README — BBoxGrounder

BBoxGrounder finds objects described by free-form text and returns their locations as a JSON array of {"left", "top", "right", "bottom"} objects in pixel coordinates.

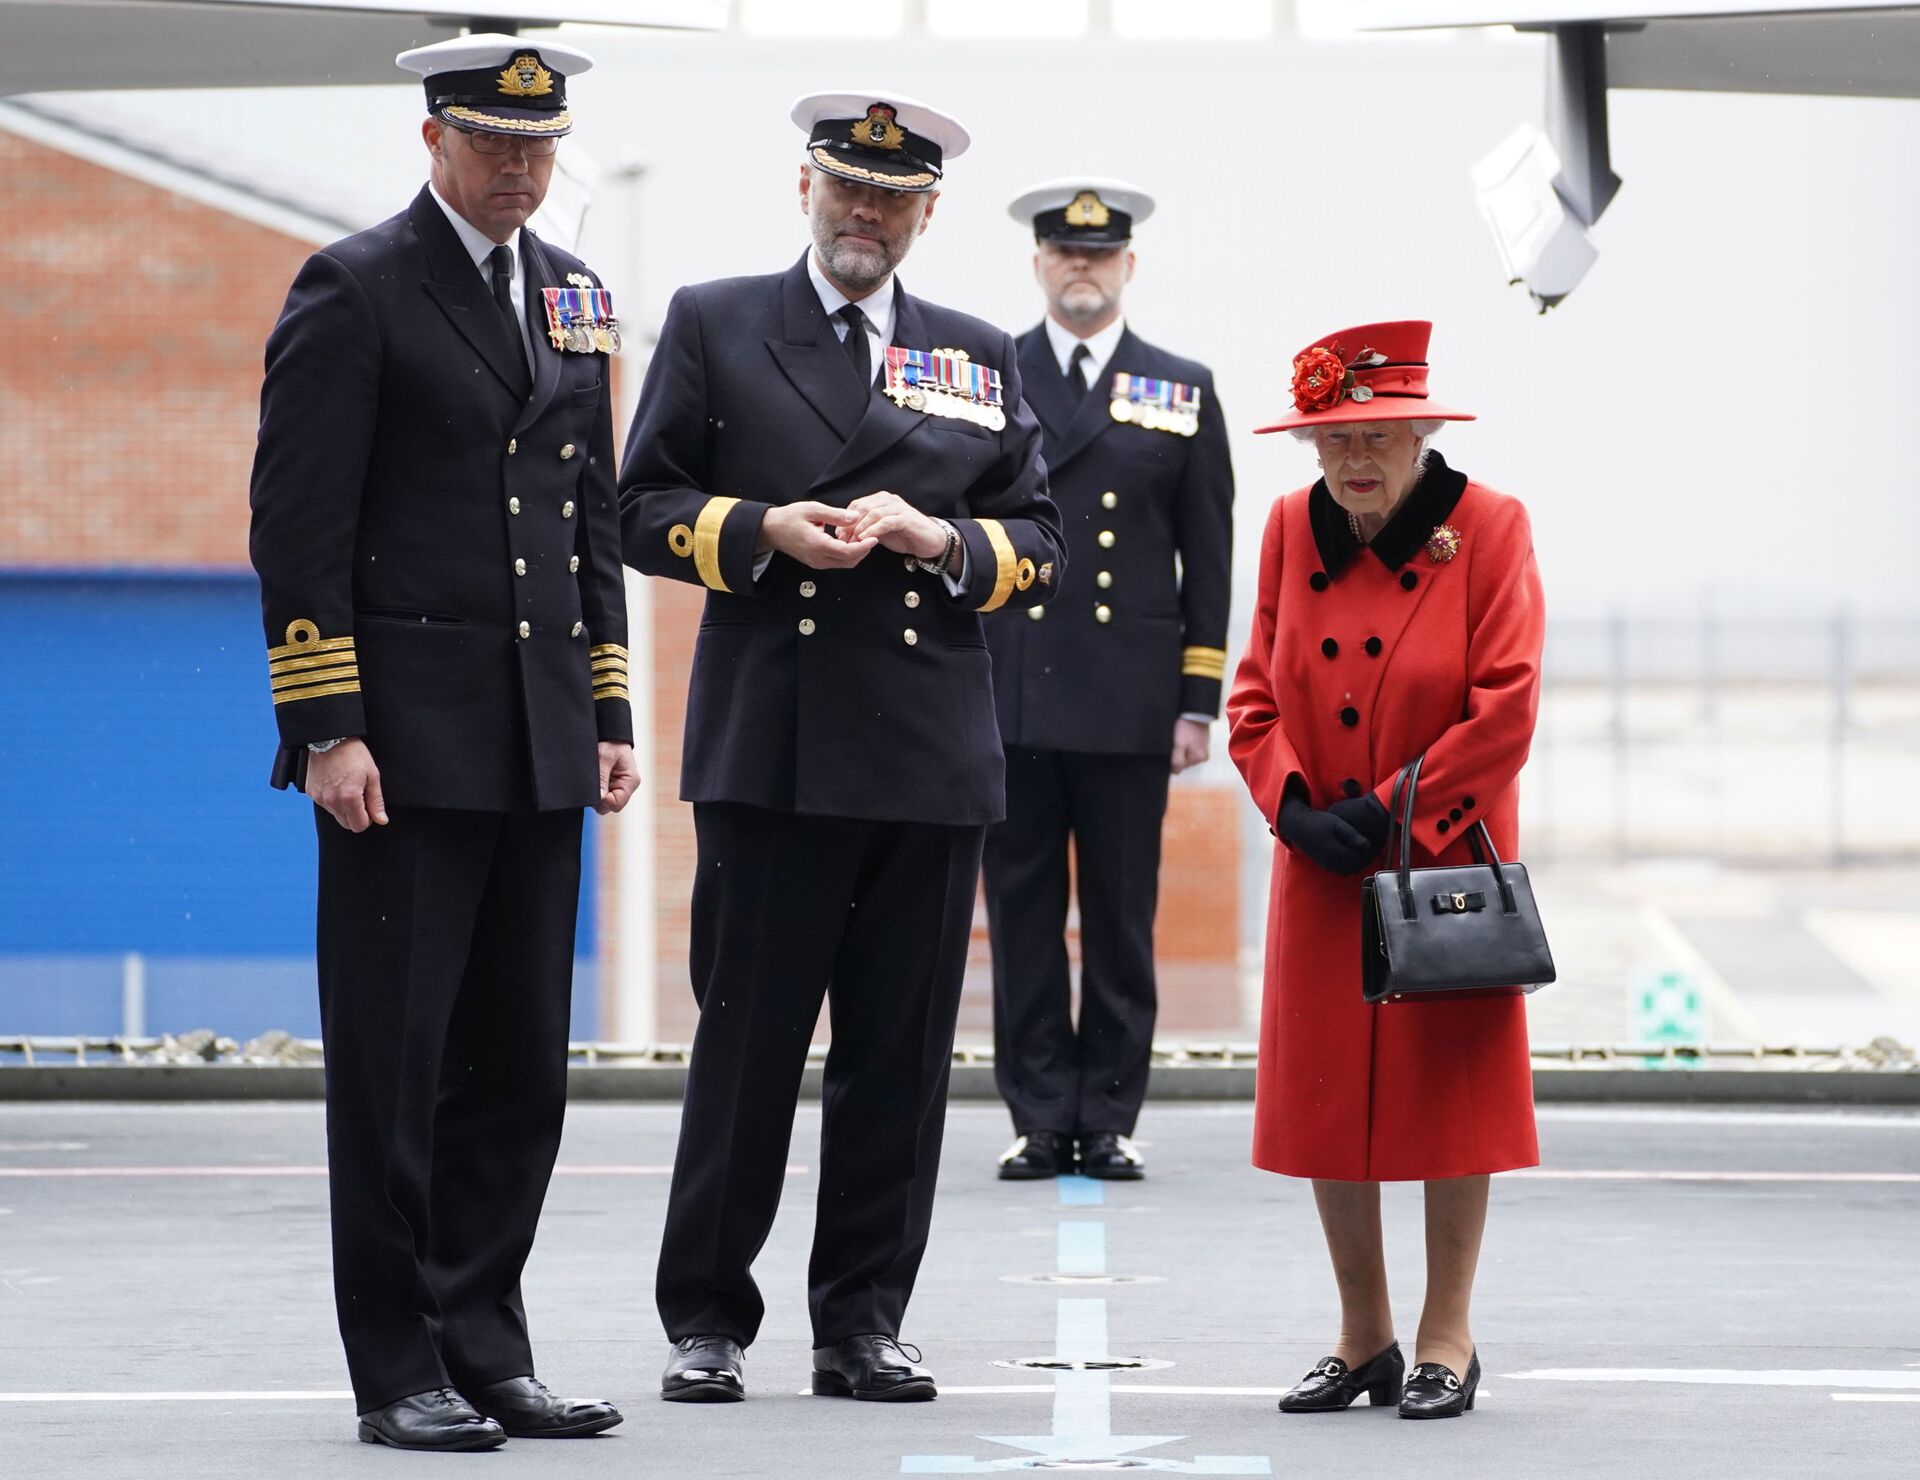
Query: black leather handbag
[{"left": 1360, "top": 754, "right": 1555, "bottom": 1005}]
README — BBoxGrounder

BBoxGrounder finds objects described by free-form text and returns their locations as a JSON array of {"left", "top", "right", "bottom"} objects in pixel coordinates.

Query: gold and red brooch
[
  {"left": 1425, "top": 524, "right": 1462, "bottom": 564},
  {"left": 1290, "top": 342, "right": 1388, "bottom": 414}
]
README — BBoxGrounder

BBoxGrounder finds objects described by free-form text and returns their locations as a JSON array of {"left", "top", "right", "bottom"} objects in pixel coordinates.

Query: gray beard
[
  {"left": 1054, "top": 287, "right": 1116, "bottom": 326},
  {"left": 814, "top": 226, "right": 902, "bottom": 294}
]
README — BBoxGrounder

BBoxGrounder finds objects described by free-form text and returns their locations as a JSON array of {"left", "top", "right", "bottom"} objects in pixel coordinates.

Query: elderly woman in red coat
[{"left": 1227, "top": 321, "right": 1543, "bottom": 1421}]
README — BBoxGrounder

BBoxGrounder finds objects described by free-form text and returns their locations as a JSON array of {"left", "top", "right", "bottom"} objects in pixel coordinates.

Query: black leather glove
[
  {"left": 1277, "top": 795, "right": 1378, "bottom": 875},
  {"left": 1328, "top": 794, "right": 1391, "bottom": 857}
]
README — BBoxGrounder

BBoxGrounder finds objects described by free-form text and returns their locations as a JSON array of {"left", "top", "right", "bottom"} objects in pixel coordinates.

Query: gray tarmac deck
[{"left": 2, "top": 1102, "right": 1916, "bottom": 1478}]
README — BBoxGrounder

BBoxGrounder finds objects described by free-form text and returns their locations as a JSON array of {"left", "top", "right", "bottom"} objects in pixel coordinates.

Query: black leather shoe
[
  {"left": 997, "top": 1130, "right": 1073, "bottom": 1180},
  {"left": 465, "top": 1375, "right": 622, "bottom": 1437},
  {"left": 1399, "top": 1351, "right": 1480, "bottom": 1419},
  {"left": 357, "top": 1388, "right": 506, "bottom": 1451},
  {"left": 811, "top": 1335, "right": 937, "bottom": 1401},
  {"left": 1078, "top": 1132, "right": 1145, "bottom": 1180},
  {"left": 662, "top": 1335, "right": 747, "bottom": 1402},
  {"left": 1278, "top": 1342, "right": 1404, "bottom": 1413}
]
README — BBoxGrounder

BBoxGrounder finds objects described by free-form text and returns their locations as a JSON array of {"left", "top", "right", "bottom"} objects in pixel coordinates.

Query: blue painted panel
[{"left": 0, "top": 573, "right": 598, "bottom": 1038}]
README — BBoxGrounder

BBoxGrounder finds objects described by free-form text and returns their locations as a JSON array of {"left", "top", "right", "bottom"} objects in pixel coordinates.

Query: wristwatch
[
  {"left": 910, "top": 519, "right": 960, "bottom": 578},
  {"left": 307, "top": 737, "right": 347, "bottom": 754}
]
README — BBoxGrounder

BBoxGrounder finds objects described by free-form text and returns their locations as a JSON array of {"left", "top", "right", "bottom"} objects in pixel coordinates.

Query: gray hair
[{"left": 1291, "top": 418, "right": 1446, "bottom": 472}]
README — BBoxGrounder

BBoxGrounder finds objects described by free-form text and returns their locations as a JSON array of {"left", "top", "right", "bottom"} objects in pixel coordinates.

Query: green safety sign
[{"left": 1631, "top": 969, "right": 1707, "bottom": 1068}]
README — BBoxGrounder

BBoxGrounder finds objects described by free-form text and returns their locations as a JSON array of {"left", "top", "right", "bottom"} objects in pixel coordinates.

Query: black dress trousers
[
  {"left": 982, "top": 748, "right": 1171, "bottom": 1138},
  {"left": 656, "top": 801, "right": 984, "bottom": 1347},
  {"left": 314, "top": 802, "right": 582, "bottom": 1413}
]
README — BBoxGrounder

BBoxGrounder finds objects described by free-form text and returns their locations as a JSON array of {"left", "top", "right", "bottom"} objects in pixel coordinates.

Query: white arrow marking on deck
[{"left": 902, "top": 1176, "right": 1270, "bottom": 1475}]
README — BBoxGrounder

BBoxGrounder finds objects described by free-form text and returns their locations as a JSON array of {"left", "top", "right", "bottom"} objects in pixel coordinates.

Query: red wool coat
[{"left": 1227, "top": 462, "right": 1544, "bottom": 1181}]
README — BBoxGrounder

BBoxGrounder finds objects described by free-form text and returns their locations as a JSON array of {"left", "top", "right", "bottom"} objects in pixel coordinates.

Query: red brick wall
[{"left": 0, "top": 133, "right": 311, "bottom": 566}]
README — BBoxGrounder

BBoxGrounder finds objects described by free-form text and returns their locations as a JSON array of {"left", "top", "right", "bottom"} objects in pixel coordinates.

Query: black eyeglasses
[{"left": 450, "top": 125, "right": 560, "bottom": 158}]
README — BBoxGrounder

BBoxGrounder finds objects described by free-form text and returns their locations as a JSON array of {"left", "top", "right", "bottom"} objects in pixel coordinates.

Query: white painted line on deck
[
  {"left": 1636, "top": 905, "right": 1769, "bottom": 1041},
  {"left": 1510, "top": 1170, "right": 1920, "bottom": 1184},
  {"left": 1508, "top": 1369, "right": 1920, "bottom": 1389},
  {"left": 0, "top": 1164, "right": 807, "bottom": 1179},
  {"left": 1832, "top": 1393, "right": 1920, "bottom": 1403},
  {"left": 0, "top": 1391, "right": 353, "bottom": 1403}
]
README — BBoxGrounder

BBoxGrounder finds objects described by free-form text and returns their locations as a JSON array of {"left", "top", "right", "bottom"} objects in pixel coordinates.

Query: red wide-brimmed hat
[{"left": 1254, "top": 320, "right": 1474, "bottom": 434}]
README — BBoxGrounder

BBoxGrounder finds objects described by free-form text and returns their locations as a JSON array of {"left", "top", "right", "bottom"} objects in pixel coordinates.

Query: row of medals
[
  {"left": 551, "top": 319, "right": 622, "bottom": 355},
  {"left": 1109, "top": 398, "right": 1200, "bottom": 437},
  {"left": 890, "top": 383, "right": 1008, "bottom": 432}
]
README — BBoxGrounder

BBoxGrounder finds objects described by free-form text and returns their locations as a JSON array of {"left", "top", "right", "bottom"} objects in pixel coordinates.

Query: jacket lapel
[
  {"left": 1046, "top": 324, "right": 1140, "bottom": 474},
  {"left": 410, "top": 187, "right": 530, "bottom": 400},
  {"left": 765, "top": 254, "right": 863, "bottom": 442},
  {"left": 514, "top": 230, "right": 565, "bottom": 434},
  {"left": 1017, "top": 324, "right": 1074, "bottom": 441},
  {"left": 808, "top": 285, "right": 935, "bottom": 491}
]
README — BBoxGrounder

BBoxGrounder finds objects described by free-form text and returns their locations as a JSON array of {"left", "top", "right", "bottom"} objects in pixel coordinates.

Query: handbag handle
[{"left": 1385, "top": 754, "right": 1517, "bottom": 920}]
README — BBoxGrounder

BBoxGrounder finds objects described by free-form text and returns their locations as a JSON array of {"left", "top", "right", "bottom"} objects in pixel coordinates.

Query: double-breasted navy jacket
[
  {"left": 248, "top": 186, "right": 632, "bottom": 811},
  {"left": 618, "top": 254, "right": 1065, "bottom": 826}
]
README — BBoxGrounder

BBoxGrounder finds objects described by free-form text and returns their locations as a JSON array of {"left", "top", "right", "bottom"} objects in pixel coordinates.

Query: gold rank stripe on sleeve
[
  {"left": 975, "top": 518, "right": 1019, "bottom": 612},
  {"left": 1181, "top": 645, "right": 1229, "bottom": 680},
  {"left": 590, "top": 642, "right": 630, "bottom": 701},
  {"left": 266, "top": 620, "right": 360, "bottom": 705},
  {"left": 691, "top": 496, "right": 740, "bottom": 593}
]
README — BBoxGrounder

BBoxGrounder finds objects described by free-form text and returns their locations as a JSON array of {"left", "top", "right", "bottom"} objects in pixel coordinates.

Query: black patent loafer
[
  {"left": 1078, "top": 1132, "right": 1145, "bottom": 1181},
  {"left": 1278, "top": 1342, "right": 1404, "bottom": 1413},
  {"left": 662, "top": 1335, "right": 747, "bottom": 1402},
  {"left": 357, "top": 1388, "right": 506, "bottom": 1450},
  {"left": 997, "top": 1130, "right": 1074, "bottom": 1180},
  {"left": 811, "top": 1335, "right": 937, "bottom": 1401},
  {"left": 1399, "top": 1351, "right": 1480, "bottom": 1419},
  {"left": 466, "top": 1375, "right": 622, "bottom": 1437}
]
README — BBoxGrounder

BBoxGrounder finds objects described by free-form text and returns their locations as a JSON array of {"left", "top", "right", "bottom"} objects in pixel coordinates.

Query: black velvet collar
[{"left": 1308, "top": 451, "right": 1469, "bottom": 576}]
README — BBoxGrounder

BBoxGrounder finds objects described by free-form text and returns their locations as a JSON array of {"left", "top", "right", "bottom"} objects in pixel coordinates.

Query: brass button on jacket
[
  {"left": 1094, "top": 605, "right": 1112, "bottom": 624},
  {"left": 1097, "top": 530, "right": 1116, "bottom": 549},
  {"left": 559, "top": 443, "right": 577, "bottom": 460},
  {"left": 517, "top": 620, "right": 531, "bottom": 639},
  {"left": 798, "top": 618, "right": 816, "bottom": 636},
  {"left": 561, "top": 501, "right": 575, "bottom": 519},
  {"left": 514, "top": 559, "right": 527, "bottom": 576},
  {"left": 508, "top": 497, "right": 521, "bottom": 515},
  {"left": 1101, "top": 491, "right": 1118, "bottom": 510}
]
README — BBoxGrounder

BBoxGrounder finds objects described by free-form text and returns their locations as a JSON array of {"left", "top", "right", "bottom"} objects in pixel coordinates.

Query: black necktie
[
  {"left": 838, "top": 303, "right": 872, "bottom": 390},
  {"left": 488, "top": 244, "right": 522, "bottom": 348},
  {"left": 1066, "top": 342, "right": 1092, "bottom": 402}
]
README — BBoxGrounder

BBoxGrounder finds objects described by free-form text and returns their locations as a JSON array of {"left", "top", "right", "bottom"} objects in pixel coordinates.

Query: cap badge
[
  {"left": 1425, "top": 524, "right": 1463, "bottom": 564},
  {"left": 853, "top": 103, "right": 906, "bottom": 151},
  {"left": 497, "top": 54, "right": 555, "bottom": 99},
  {"left": 1064, "top": 191, "right": 1111, "bottom": 229}
]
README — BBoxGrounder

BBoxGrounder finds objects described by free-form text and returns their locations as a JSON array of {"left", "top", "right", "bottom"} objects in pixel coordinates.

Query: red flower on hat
[
  {"left": 1290, "top": 343, "right": 1387, "bottom": 414},
  {"left": 1291, "top": 346, "right": 1348, "bottom": 414}
]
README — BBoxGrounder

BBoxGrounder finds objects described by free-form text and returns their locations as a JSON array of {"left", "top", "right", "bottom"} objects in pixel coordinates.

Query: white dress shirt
[
  {"left": 429, "top": 182, "right": 536, "bottom": 373},
  {"left": 1044, "top": 314, "right": 1126, "bottom": 394},
  {"left": 809, "top": 251, "right": 896, "bottom": 373}
]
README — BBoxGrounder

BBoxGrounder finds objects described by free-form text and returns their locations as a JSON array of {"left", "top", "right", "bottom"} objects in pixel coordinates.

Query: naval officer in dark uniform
[
  {"left": 248, "top": 34, "right": 631, "bottom": 1451},
  {"left": 620, "top": 91, "right": 1064, "bottom": 1405},
  {"left": 983, "top": 180, "right": 1235, "bottom": 1182}
]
